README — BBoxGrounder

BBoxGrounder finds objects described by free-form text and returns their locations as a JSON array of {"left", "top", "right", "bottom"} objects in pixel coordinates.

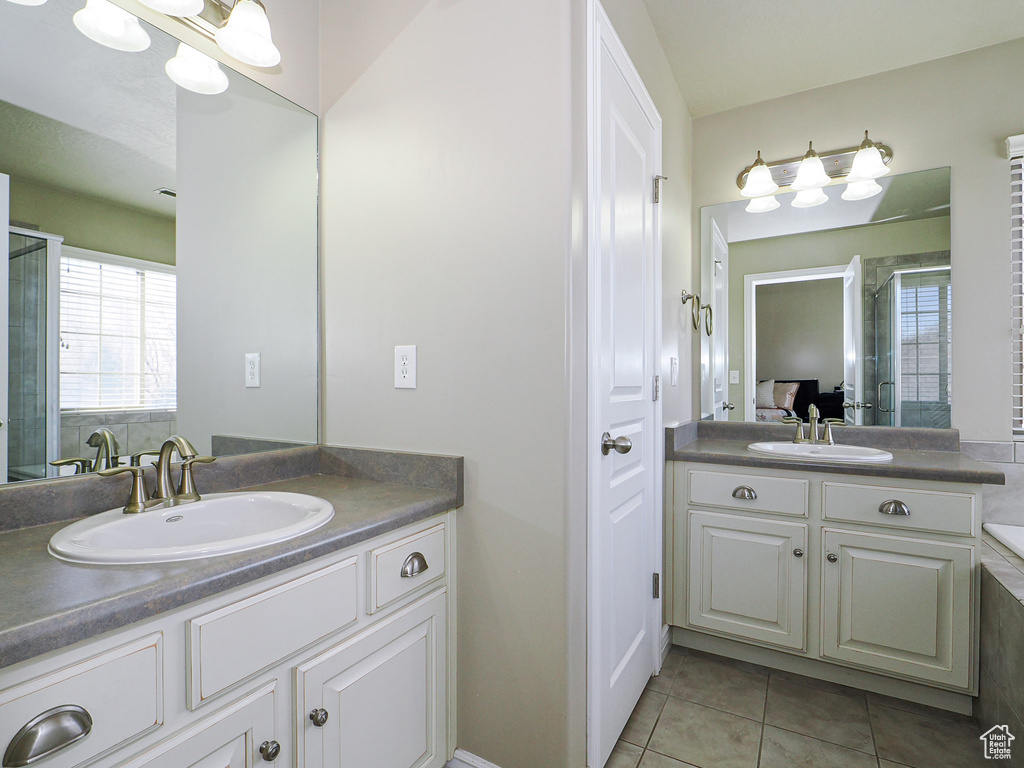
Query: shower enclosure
[{"left": 875, "top": 266, "right": 952, "bottom": 428}]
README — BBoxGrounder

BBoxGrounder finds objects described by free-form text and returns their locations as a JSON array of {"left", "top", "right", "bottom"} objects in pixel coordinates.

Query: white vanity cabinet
[
  {"left": 671, "top": 462, "right": 982, "bottom": 699},
  {"left": 0, "top": 512, "right": 455, "bottom": 768}
]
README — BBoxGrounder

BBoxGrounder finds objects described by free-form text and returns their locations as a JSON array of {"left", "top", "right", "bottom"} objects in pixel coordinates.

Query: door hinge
[
  {"left": 653, "top": 175, "right": 668, "bottom": 204},
  {"left": 653, "top": 375, "right": 660, "bottom": 402},
  {"left": 653, "top": 573, "right": 660, "bottom": 599}
]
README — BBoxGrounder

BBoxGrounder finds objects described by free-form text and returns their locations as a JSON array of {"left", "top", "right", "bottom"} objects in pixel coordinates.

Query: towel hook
[{"left": 681, "top": 290, "right": 701, "bottom": 330}]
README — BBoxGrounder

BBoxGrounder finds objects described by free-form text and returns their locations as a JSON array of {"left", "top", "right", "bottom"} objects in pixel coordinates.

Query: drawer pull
[
  {"left": 878, "top": 499, "right": 911, "bottom": 517},
  {"left": 401, "top": 552, "right": 429, "bottom": 579},
  {"left": 3, "top": 705, "right": 93, "bottom": 767},
  {"left": 827, "top": 553, "right": 838, "bottom": 563},
  {"left": 309, "top": 708, "right": 329, "bottom": 727},
  {"left": 259, "top": 740, "right": 281, "bottom": 762},
  {"left": 793, "top": 548, "right": 804, "bottom": 558},
  {"left": 732, "top": 486, "right": 757, "bottom": 501}
]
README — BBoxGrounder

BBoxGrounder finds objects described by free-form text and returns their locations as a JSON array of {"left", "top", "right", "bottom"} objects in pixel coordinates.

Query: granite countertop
[
  {"left": 669, "top": 439, "right": 1005, "bottom": 485},
  {"left": 0, "top": 473, "right": 458, "bottom": 670}
]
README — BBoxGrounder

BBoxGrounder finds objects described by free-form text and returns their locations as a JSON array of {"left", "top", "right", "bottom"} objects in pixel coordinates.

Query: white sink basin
[
  {"left": 747, "top": 442, "right": 894, "bottom": 463},
  {"left": 49, "top": 492, "right": 335, "bottom": 565}
]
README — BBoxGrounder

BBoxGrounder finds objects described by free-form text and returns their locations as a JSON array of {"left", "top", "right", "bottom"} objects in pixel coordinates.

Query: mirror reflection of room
[{"left": 701, "top": 166, "right": 951, "bottom": 429}]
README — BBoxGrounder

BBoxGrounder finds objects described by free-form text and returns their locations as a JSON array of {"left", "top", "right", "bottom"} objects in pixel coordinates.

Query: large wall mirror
[
  {"left": 0, "top": 0, "right": 318, "bottom": 485},
  {"left": 699, "top": 167, "right": 951, "bottom": 428}
]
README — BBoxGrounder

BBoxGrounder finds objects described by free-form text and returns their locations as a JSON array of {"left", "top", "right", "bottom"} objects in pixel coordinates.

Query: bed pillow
[
  {"left": 755, "top": 379, "right": 776, "bottom": 408},
  {"left": 774, "top": 381, "right": 801, "bottom": 410}
]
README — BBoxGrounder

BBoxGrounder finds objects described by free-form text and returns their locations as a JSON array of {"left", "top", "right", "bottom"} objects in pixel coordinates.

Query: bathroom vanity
[
  {"left": 0, "top": 448, "right": 460, "bottom": 768},
  {"left": 666, "top": 423, "right": 1004, "bottom": 712}
]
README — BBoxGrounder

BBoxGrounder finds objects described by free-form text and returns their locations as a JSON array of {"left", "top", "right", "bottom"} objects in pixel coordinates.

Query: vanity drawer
[
  {"left": 0, "top": 635, "right": 162, "bottom": 768},
  {"left": 822, "top": 482, "right": 975, "bottom": 536},
  {"left": 187, "top": 558, "right": 357, "bottom": 708},
  {"left": 369, "top": 522, "right": 446, "bottom": 613},
  {"left": 688, "top": 470, "right": 808, "bottom": 517}
]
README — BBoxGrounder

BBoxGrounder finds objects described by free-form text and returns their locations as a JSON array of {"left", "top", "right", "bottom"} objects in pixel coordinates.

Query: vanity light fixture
[
  {"left": 846, "top": 131, "right": 891, "bottom": 182},
  {"left": 841, "top": 179, "right": 883, "bottom": 201},
  {"left": 166, "top": 42, "right": 229, "bottom": 94},
  {"left": 790, "top": 142, "right": 832, "bottom": 191},
  {"left": 73, "top": 0, "right": 150, "bottom": 52},
  {"left": 137, "top": 0, "right": 202, "bottom": 15},
  {"left": 740, "top": 151, "right": 779, "bottom": 198},
  {"left": 745, "top": 195, "right": 780, "bottom": 213},
  {"left": 215, "top": 0, "right": 281, "bottom": 68},
  {"left": 792, "top": 188, "right": 829, "bottom": 208}
]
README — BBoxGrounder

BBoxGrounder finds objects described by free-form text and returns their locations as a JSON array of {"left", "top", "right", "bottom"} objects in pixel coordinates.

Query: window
[
  {"left": 59, "top": 248, "right": 176, "bottom": 411},
  {"left": 1010, "top": 135, "right": 1024, "bottom": 435}
]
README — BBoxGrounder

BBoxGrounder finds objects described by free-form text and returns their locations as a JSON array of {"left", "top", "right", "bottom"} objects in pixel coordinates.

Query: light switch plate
[
  {"left": 245, "top": 353, "right": 261, "bottom": 388},
  {"left": 670, "top": 357, "right": 679, "bottom": 386},
  {"left": 395, "top": 345, "right": 416, "bottom": 389},
  {"left": 729, "top": 370, "right": 740, "bottom": 385}
]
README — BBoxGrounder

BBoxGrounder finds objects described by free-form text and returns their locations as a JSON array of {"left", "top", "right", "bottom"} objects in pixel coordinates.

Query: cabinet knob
[
  {"left": 401, "top": 552, "right": 429, "bottom": 579},
  {"left": 878, "top": 499, "right": 910, "bottom": 517},
  {"left": 793, "top": 549, "right": 804, "bottom": 558},
  {"left": 827, "top": 553, "right": 838, "bottom": 563},
  {"left": 309, "top": 708, "right": 329, "bottom": 727},
  {"left": 731, "top": 486, "right": 757, "bottom": 501},
  {"left": 259, "top": 741, "right": 281, "bottom": 762}
]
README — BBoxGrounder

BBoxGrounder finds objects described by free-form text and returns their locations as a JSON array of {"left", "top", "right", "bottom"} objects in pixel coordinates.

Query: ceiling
[
  {"left": 0, "top": 0, "right": 178, "bottom": 218},
  {"left": 642, "top": 0, "right": 1024, "bottom": 117}
]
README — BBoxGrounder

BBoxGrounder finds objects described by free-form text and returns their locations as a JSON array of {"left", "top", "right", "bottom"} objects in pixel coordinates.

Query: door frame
[
  {"left": 743, "top": 265, "right": 846, "bottom": 421},
  {"left": 586, "top": 2, "right": 664, "bottom": 765}
]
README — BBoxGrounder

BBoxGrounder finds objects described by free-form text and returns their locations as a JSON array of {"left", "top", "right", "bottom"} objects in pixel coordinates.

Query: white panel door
[
  {"left": 821, "top": 529, "right": 972, "bottom": 689},
  {"left": 588, "top": 4, "right": 662, "bottom": 766},
  {"left": 296, "top": 591, "right": 446, "bottom": 768},
  {"left": 710, "top": 223, "right": 730, "bottom": 420},
  {"left": 843, "top": 255, "right": 864, "bottom": 426},
  {"left": 688, "top": 511, "right": 807, "bottom": 650}
]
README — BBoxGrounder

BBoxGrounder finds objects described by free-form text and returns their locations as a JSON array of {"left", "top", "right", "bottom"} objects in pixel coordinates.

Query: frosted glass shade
[
  {"left": 842, "top": 179, "right": 883, "bottom": 201},
  {"left": 73, "top": 0, "right": 150, "bottom": 52},
  {"left": 166, "top": 43, "right": 229, "bottom": 95},
  {"left": 5, "top": 0, "right": 48, "bottom": 7},
  {"left": 847, "top": 143, "right": 890, "bottom": 182},
  {"left": 216, "top": 0, "right": 281, "bottom": 68},
  {"left": 138, "top": 0, "right": 203, "bottom": 16},
  {"left": 791, "top": 188, "right": 829, "bottom": 208},
  {"left": 791, "top": 144, "right": 831, "bottom": 191},
  {"left": 740, "top": 152, "right": 779, "bottom": 198},
  {"left": 745, "top": 195, "right": 780, "bottom": 213}
]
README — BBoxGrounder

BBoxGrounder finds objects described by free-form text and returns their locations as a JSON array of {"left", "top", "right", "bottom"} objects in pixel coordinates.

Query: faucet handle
[
  {"left": 97, "top": 466, "right": 151, "bottom": 514},
  {"left": 177, "top": 456, "right": 216, "bottom": 502},
  {"left": 781, "top": 416, "right": 808, "bottom": 443},
  {"left": 130, "top": 449, "right": 162, "bottom": 467},
  {"left": 50, "top": 458, "right": 94, "bottom": 474},
  {"left": 822, "top": 418, "right": 845, "bottom": 446}
]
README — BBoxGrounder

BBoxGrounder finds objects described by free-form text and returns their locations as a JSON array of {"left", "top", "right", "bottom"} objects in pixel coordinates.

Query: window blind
[
  {"left": 59, "top": 253, "right": 176, "bottom": 411},
  {"left": 1011, "top": 137, "right": 1024, "bottom": 434}
]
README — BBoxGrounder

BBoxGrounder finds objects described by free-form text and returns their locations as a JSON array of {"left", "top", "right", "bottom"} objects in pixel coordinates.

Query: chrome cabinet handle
[
  {"left": 879, "top": 499, "right": 910, "bottom": 516},
  {"left": 401, "top": 552, "right": 429, "bottom": 579},
  {"left": 259, "top": 741, "right": 281, "bottom": 762},
  {"left": 793, "top": 549, "right": 804, "bottom": 558},
  {"left": 601, "top": 432, "right": 632, "bottom": 456},
  {"left": 309, "top": 708, "right": 329, "bottom": 727},
  {"left": 3, "top": 705, "right": 93, "bottom": 767},
  {"left": 827, "top": 553, "right": 838, "bottom": 563},
  {"left": 732, "top": 486, "right": 757, "bottom": 501}
]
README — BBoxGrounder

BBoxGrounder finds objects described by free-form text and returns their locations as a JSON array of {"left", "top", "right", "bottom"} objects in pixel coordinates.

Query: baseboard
[
  {"left": 447, "top": 749, "right": 505, "bottom": 768},
  {"left": 661, "top": 623, "right": 672, "bottom": 665}
]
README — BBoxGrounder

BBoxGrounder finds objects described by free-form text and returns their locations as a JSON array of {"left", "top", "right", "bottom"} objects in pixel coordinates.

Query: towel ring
[
  {"left": 681, "top": 291, "right": 701, "bottom": 330},
  {"left": 704, "top": 304, "right": 713, "bottom": 337}
]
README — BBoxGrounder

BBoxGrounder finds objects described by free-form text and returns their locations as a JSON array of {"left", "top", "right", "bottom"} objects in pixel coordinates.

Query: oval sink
[
  {"left": 747, "top": 442, "right": 893, "bottom": 463},
  {"left": 49, "top": 492, "right": 335, "bottom": 565}
]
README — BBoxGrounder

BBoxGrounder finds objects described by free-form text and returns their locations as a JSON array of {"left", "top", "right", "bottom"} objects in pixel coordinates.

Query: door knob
[
  {"left": 601, "top": 432, "right": 632, "bottom": 456},
  {"left": 722, "top": 402, "right": 735, "bottom": 411}
]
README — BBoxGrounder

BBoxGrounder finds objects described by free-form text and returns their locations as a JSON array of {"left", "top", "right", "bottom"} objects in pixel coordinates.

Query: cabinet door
[
  {"left": 821, "top": 529, "right": 972, "bottom": 689},
  {"left": 117, "top": 684, "right": 276, "bottom": 768},
  {"left": 688, "top": 511, "right": 807, "bottom": 650},
  {"left": 296, "top": 590, "right": 447, "bottom": 768}
]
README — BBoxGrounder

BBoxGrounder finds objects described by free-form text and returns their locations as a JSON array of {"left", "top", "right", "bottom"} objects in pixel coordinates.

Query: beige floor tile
[
  {"left": 879, "top": 762, "right": 914, "bottom": 768},
  {"left": 620, "top": 689, "right": 668, "bottom": 747},
  {"left": 866, "top": 691, "right": 976, "bottom": 725},
  {"left": 764, "top": 675, "right": 873, "bottom": 753},
  {"left": 604, "top": 740, "right": 644, "bottom": 768},
  {"left": 759, "top": 725, "right": 878, "bottom": 768},
  {"left": 647, "top": 698, "right": 761, "bottom": 768},
  {"left": 870, "top": 702, "right": 987, "bottom": 768},
  {"left": 769, "top": 668, "right": 864, "bottom": 698},
  {"left": 638, "top": 750, "right": 698, "bottom": 768},
  {"left": 648, "top": 652, "right": 686, "bottom": 693},
  {"left": 669, "top": 652, "right": 768, "bottom": 721}
]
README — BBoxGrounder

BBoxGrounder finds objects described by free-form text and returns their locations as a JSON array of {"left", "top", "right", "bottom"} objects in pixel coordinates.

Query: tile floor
[{"left": 608, "top": 647, "right": 989, "bottom": 768}]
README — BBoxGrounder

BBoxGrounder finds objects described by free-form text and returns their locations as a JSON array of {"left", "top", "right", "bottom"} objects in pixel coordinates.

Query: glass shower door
[{"left": 874, "top": 278, "right": 896, "bottom": 426}]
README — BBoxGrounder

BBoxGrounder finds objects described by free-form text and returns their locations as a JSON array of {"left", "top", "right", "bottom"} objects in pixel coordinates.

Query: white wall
[
  {"left": 692, "top": 38, "right": 1024, "bottom": 440},
  {"left": 176, "top": 71, "right": 318, "bottom": 454}
]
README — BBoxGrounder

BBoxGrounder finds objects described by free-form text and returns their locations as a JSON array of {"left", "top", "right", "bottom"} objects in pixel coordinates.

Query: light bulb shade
[
  {"left": 137, "top": 0, "right": 203, "bottom": 16},
  {"left": 791, "top": 188, "right": 829, "bottom": 208},
  {"left": 166, "top": 43, "right": 229, "bottom": 95},
  {"left": 841, "top": 179, "right": 883, "bottom": 201},
  {"left": 216, "top": 0, "right": 281, "bottom": 68},
  {"left": 846, "top": 144, "right": 890, "bottom": 182},
  {"left": 6, "top": 0, "right": 48, "bottom": 6},
  {"left": 740, "top": 153, "right": 779, "bottom": 198},
  {"left": 73, "top": 0, "right": 150, "bottom": 52},
  {"left": 745, "top": 195, "right": 780, "bottom": 213},
  {"left": 791, "top": 146, "right": 831, "bottom": 191}
]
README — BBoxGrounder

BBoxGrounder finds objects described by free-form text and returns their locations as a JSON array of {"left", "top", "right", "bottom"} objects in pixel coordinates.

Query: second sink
[{"left": 747, "top": 442, "right": 894, "bottom": 463}]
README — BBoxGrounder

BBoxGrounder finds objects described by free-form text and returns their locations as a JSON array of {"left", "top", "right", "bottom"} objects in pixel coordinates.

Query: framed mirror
[
  {"left": 0, "top": 0, "right": 318, "bottom": 484},
  {"left": 699, "top": 167, "right": 951, "bottom": 428}
]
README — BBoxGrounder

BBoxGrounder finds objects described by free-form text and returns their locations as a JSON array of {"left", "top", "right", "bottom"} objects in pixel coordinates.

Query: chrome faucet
[
  {"left": 807, "top": 404, "right": 822, "bottom": 444},
  {"left": 153, "top": 435, "right": 216, "bottom": 503},
  {"left": 86, "top": 428, "right": 121, "bottom": 471}
]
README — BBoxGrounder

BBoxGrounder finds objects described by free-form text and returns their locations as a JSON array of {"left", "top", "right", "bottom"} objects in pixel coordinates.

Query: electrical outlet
[
  {"left": 670, "top": 357, "right": 679, "bottom": 386},
  {"left": 395, "top": 345, "right": 416, "bottom": 389},
  {"left": 729, "top": 370, "right": 740, "bottom": 385},
  {"left": 245, "top": 353, "right": 261, "bottom": 388}
]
